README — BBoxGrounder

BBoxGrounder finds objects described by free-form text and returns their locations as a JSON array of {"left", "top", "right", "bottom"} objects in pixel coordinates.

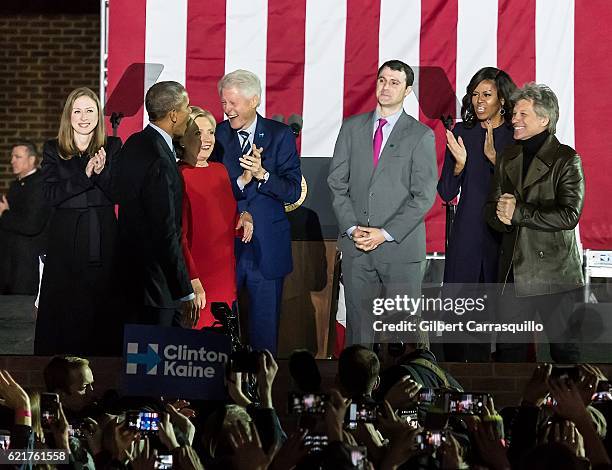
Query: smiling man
[
  {"left": 485, "top": 83, "right": 585, "bottom": 362},
  {"left": 327, "top": 60, "right": 438, "bottom": 346},
  {"left": 212, "top": 69, "right": 301, "bottom": 355}
]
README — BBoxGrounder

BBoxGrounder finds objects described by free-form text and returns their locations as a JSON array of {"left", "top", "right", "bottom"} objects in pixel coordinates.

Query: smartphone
[
  {"left": 397, "top": 408, "right": 419, "bottom": 428},
  {"left": 416, "top": 430, "right": 446, "bottom": 451},
  {"left": 126, "top": 411, "right": 160, "bottom": 434},
  {"left": 443, "top": 392, "right": 488, "bottom": 415},
  {"left": 155, "top": 452, "right": 173, "bottom": 469},
  {"left": 40, "top": 392, "right": 60, "bottom": 429},
  {"left": 288, "top": 392, "right": 328, "bottom": 415},
  {"left": 592, "top": 381, "right": 612, "bottom": 403},
  {"left": 348, "top": 446, "right": 368, "bottom": 470},
  {"left": 346, "top": 401, "right": 379, "bottom": 429},
  {"left": 230, "top": 349, "right": 261, "bottom": 374},
  {"left": 0, "top": 430, "right": 10, "bottom": 450},
  {"left": 68, "top": 422, "right": 86, "bottom": 439},
  {"left": 543, "top": 395, "right": 557, "bottom": 407},
  {"left": 550, "top": 365, "right": 581, "bottom": 383},
  {"left": 418, "top": 388, "right": 439, "bottom": 406},
  {"left": 304, "top": 433, "right": 328, "bottom": 454}
]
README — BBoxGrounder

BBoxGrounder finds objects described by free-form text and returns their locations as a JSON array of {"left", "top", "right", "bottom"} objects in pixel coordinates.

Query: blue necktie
[{"left": 239, "top": 130, "right": 251, "bottom": 156}]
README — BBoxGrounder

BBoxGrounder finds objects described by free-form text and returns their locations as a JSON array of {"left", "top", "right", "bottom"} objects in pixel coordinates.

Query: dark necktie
[{"left": 239, "top": 130, "right": 251, "bottom": 156}]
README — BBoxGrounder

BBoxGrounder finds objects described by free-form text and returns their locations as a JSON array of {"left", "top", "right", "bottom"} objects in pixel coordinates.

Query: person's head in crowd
[
  {"left": 289, "top": 349, "right": 322, "bottom": 393},
  {"left": 461, "top": 66, "right": 516, "bottom": 128},
  {"left": 43, "top": 356, "right": 94, "bottom": 411},
  {"left": 190, "top": 106, "right": 216, "bottom": 166},
  {"left": 10, "top": 141, "right": 38, "bottom": 179},
  {"left": 218, "top": 69, "right": 261, "bottom": 131},
  {"left": 375, "top": 59, "right": 414, "bottom": 114},
  {"left": 336, "top": 345, "right": 380, "bottom": 399},
  {"left": 376, "top": 341, "right": 423, "bottom": 370},
  {"left": 145, "top": 81, "right": 191, "bottom": 138},
  {"left": 511, "top": 82, "right": 559, "bottom": 140},
  {"left": 58, "top": 87, "right": 106, "bottom": 159},
  {"left": 201, "top": 404, "right": 252, "bottom": 459}
]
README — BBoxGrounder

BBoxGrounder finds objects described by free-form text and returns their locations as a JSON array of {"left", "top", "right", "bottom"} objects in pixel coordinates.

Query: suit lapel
[
  {"left": 504, "top": 145, "right": 523, "bottom": 199},
  {"left": 145, "top": 125, "right": 176, "bottom": 165},
  {"left": 253, "top": 113, "right": 272, "bottom": 166},
  {"left": 523, "top": 134, "right": 559, "bottom": 189}
]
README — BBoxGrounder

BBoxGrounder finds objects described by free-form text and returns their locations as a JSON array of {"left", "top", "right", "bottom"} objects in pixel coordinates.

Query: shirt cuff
[
  {"left": 346, "top": 226, "right": 357, "bottom": 238},
  {"left": 179, "top": 293, "right": 195, "bottom": 301},
  {"left": 236, "top": 177, "right": 246, "bottom": 191},
  {"left": 257, "top": 171, "right": 269, "bottom": 188},
  {"left": 381, "top": 229, "right": 394, "bottom": 242}
]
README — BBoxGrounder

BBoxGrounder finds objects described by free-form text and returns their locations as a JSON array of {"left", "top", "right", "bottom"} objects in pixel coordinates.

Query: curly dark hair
[{"left": 461, "top": 67, "right": 516, "bottom": 128}]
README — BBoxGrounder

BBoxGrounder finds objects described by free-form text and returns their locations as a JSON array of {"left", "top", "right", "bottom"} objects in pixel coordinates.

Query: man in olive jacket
[{"left": 485, "top": 83, "right": 584, "bottom": 362}]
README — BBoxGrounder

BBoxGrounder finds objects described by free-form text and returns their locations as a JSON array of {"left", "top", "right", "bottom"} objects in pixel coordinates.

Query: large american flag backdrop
[{"left": 106, "top": 0, "right": 612, "bottom": 252}]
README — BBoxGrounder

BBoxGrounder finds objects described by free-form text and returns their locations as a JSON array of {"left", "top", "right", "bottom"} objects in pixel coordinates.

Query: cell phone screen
[
  {"left": 155, "top": 453, "right": 173, "bottom": 469},
  {"left": 288, "top": 392, "right": 328, "bottom": 414},
  {"left": 416, "top": 430, "right": 446, "bottom": 450},
  {"left": 40, "top": 393, "right": 59, "bottom": 428},
  {"left": 445, "top": 392, "right": 487, "bottom": 414},
  {"left": 0, "top": 432, "right": 10, "bottom": 450}
]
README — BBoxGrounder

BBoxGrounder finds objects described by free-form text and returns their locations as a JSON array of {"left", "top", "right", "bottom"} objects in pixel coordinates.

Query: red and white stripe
[{"left": 106, "top": 0, "right": 612, "bottom": 251}]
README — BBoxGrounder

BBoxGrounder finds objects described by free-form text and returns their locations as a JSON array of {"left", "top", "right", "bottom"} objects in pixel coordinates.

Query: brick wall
[{"left": 0, "top": 14, "right": 100, "bottom": 190}]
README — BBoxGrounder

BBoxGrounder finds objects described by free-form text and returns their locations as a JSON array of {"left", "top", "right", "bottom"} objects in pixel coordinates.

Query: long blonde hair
[{"left": 57, "top": 87, "right": 106, "bottom": 160}]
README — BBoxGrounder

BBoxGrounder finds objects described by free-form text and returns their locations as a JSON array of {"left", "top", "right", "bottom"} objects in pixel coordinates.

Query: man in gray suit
[{"left": 328, "top": 60, "right": 438, "bottom": 345}]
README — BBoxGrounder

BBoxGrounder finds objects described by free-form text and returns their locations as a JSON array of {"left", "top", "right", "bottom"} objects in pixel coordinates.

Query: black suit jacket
[{"left": 113, "top": 125, "right": 191, "bottom": 308}]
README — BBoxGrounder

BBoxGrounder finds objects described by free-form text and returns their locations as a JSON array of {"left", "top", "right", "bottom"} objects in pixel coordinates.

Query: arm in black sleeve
[{"left": 41, "top": 141, "right": 93, "bottom": 206}]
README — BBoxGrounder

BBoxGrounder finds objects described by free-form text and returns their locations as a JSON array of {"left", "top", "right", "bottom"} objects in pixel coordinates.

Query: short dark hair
[
  {"left": 145, "top": 81, "right": 187, "bottom": 122},
  {"left": 43, "top": 355, "right": 90, "bottom": 393},
  {"left": 377, "top": 60, "right": 414, "bottom": 86},
  {"left": 12, "top": 140, "right": 38, "bottom": 158},
  {"left": 461, "top": 67, "right": 517, "bottom": 128},
  {"left": 338, "top": 345, "right": 380, "bottom": 398}
]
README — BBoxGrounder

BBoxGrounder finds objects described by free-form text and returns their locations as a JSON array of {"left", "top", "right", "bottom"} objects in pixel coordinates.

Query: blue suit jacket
[{"left": 214, "top": 114, "right": 302, "bottom": 279}]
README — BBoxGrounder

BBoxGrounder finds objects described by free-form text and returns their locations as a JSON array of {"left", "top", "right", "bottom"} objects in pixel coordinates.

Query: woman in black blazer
[{"left": 35, "top": 87, "right": 123, "bottom": 356}]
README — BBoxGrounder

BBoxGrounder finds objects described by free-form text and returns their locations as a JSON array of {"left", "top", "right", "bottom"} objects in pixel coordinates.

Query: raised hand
[
  {"left": 445, "top": 129, "right": 467, "bottom": 174},
  {"left": 484, "top": 120, "right": 496, "bottom": 164}
]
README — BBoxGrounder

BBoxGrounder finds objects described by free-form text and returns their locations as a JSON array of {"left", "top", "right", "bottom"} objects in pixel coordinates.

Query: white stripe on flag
[
  {"left": 225, "top": 0, "right": 268, "bottom": 117},
  {"left": 379, "top": 0, "right": 421, "bottom": 119},
  {"left": 536, "top": 0, "right": 575, "bottom": 148},
  {"left": 143, "top": 0, "right": 188, "bottom": 127},
  {"left": 456, "top": 0, "right": 498, "bottom": 118},
  {"left": 301, "top": 0, "right": 347, "bottom": 158}
]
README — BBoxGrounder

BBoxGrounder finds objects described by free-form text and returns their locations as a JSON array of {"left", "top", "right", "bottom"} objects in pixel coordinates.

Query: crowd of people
[
  {"left": 0, "top": 59, "right": 585, "bottom": 362},
  {"left": 0, "top": 348, "right": 611, "bottom": 469}
]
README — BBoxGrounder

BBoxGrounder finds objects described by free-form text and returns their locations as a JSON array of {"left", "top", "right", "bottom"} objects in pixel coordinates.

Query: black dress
[
  {"left": 35, "top": 137, "right": 123, "bottom": 356},
  {"left": 437, "top": 122, "right": 515, "bottom": 283},
  {"left": 0, "top": 170, "right": 50, "bottom": 294}
]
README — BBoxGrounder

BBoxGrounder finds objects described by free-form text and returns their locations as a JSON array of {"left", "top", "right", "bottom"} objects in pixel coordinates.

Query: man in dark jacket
[
  {"left": 0, "top": 141, "right": 49, "bottom": 294},
  {"left": 484, "top": 83, "right": 584, "bottom": 362}
]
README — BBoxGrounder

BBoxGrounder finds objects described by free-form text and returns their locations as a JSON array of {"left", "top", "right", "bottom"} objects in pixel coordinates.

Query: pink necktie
[{"left": 373, "top": 118, "right": 387, "bottom": 167}]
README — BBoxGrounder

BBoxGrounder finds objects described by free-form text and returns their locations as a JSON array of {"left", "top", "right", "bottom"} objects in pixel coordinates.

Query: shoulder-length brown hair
[{"left": 57, "top": 87, "right": 106, "bottom": 159}]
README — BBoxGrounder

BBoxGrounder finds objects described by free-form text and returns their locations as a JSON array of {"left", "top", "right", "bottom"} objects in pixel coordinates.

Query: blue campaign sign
[{"left": 121, "top": 325, "right": 231, "bottom": 400}]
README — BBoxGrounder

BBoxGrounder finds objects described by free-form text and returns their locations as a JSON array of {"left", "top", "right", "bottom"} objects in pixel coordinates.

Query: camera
[
  {"left": 550, "top": 365, "right": 581, "bottom": 383},
  {"left": 346, "top": 401, "right": 379, "bottom": 429},
  {"left": 155, "top": 452, "right": 173, "bottom": 469},
  {"left": 349, "top": 446, "right": 368, "bottom": 469},
  {"left": 230, "top": 348, "right": 262, "bottom": 374},
  {"left": 126, "top": 410, "right": 160, "bottom": 434},
  {"left": 40, "top": 392, "right": 60, "bottom": 429},
  {"left": 397, "top": 407, "right": 419, "bottom": 428},
  {"left": 443, "top": 392, "right": 489, "bottom": 415},
  {"left": 592, "top": 381, "right": 612, "bottom": 403},
  {"left": 304, "top": 433, "right": 328, "bottom": 454},
  {"left": 288, "top": 392, "right": 328, "bottom": 415},
  {"left": 416, "top": 430, "right": 447, "bottom": 451},
  {"left": 0, "top": 430, "right": 10, "bottom": 450}
]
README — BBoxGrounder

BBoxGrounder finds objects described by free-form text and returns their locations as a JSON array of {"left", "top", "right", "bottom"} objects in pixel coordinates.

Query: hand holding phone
[{"left": 40, "top": 393, "right": 60, "bottom": 430}]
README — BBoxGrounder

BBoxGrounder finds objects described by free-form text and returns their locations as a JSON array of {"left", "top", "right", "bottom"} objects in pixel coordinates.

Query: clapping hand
[
  {"left": 445, "top": 130, "right": 467, "bottom": 174},
  {"left": 496, "top": 193, "right": 516, "bottom": 225},
  {"left": 0, "top": 195, "right": 9, "bottom": 215},
  {"left": 92, "top": 147, "right": 106, "bottom": 174},
  {"left": 484, "top": 120, "right": 496, "bottom": 164},
  {"left": 240, "top": 145, "right": 266, "bottom": 180}
]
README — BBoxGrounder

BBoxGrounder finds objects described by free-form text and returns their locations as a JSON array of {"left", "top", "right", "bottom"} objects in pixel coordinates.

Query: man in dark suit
[
  {"left": 328, "top": 60, "right": 438, "bottom": 346},
  {"left": 0, "top": 141, "right": 50, "bottom": 294},
  {"left": 213, "top": 69, "right": 301, "bottom": 355},
  {"left": 114, "top": 81, "right": 198, "bottom": 328}
]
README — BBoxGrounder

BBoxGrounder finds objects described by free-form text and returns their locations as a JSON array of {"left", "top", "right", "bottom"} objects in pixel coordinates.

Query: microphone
[{"left": 287, "top": 114, "right": 303, "bottom": 137}]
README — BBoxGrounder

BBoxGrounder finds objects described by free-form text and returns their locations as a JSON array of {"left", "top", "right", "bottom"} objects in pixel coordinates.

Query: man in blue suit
[{"left": 213, "top": 69, "right": 302, "bottom": 355}]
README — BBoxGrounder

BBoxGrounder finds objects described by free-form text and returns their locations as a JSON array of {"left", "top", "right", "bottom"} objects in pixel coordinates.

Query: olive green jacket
[{"left": 485, "top": 134, "right": 585, "bottom": 297}]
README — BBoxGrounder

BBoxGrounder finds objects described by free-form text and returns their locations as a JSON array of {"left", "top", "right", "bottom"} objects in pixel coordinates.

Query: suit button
[
  {"left": 370, "top": 192, "right": 374, "bottom": 197},
  {"left": 538, "top": 251, "right": 544, "bottom": 258}
]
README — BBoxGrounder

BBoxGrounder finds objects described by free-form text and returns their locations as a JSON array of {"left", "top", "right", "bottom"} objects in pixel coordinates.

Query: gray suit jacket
[{"left": 328, "top": 110, "right": 437, "bottom": 263}]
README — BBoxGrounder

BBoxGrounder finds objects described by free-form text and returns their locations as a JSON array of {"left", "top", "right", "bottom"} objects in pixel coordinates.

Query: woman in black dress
[
  {"left": 437, "top": 67, "right": 516, "bottom": 361},
  {"left": 35, "top": 87, "right": 122, "bottom": 356}
]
